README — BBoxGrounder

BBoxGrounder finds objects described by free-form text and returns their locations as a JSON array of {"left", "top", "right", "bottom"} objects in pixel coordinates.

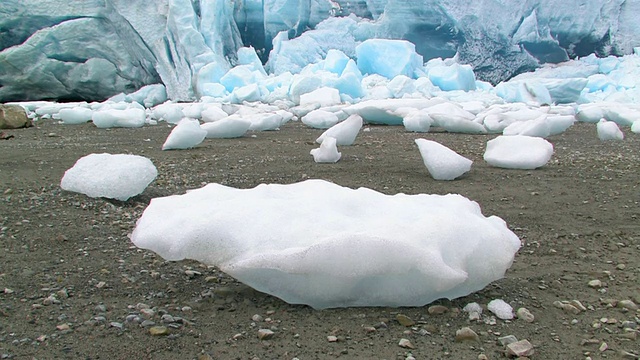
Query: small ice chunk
[
  {"left": 414, "top": 139, "right": 472, "bottom": 180},
  {"left": 487, "top": 299, "right": 514, "bottom": 320},
  {"left": 92, "top": 108, "right": 146, "bottom": 128},
  {"left": 403, "top": 110, "right": 432, "bottom": 132},
  {"left": 59, "top": 107, "right": 93, "bottom": 125},
  {"left": 201, "top": 105, "right": 229, "bottom": 123},
  {"left": 201, "top": 117, "right": 251, "bottom": 138},
  {"left": 597, "top": 119, "right": 624, "bottom": 141},
  {"left": 484, "top": 135, "right": 554, "bottom": 169},
  {"left": 162, "top": 118, "right": 207, "bottom": 150},
  {"left": 299, "top": 87, "right": 341, "bottom": 107},
  {"left": 631, "top": 120, "right": 640, "bottom": 134},
  {"left": 302, "top": 109, "right": 340, "bottom": 129},
  {"left": 310, "top": 136, "right": 341, "bottom": 163},
  {"left": 60, "top": 153, "right": 157, "bottom": 201},
  {"left": 316, "top": 114, "right": 363, "bottom": 145}
]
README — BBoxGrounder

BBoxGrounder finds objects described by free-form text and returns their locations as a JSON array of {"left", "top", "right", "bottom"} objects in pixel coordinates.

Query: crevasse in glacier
[{"left": 1, "top": 0, "right": 639, "bottom": 102}]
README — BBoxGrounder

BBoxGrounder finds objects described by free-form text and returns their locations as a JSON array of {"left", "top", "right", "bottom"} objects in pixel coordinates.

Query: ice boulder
[
  {"left": 91, "top": 108, "right": 146, "bottom": 128},
  {"left": 428, "top": 63, "right": 477, "bottom": 92},
  {"left": 356, "top": 39, "right": 423, "bottom": 79},
  {"left": 414, "top": 139, "right": 472, "bottom": 180},
  {"left": 597, "top": 119, "right": 624, "bottom": 141},
  {"left": 59, "top": 107, "right": 93, "bottom": 125},
  {"left": 61, "top": 153, "right": 157, "bottom": 201},
  {"left": 130, "top": 179, "right": 521, "bottom": 309},
  {"left": 310, "top": 137, "right": 341, "bottom": 163},
  {"left": 302, "top": 110, "right": 341, "bottom": 129},
  {"left": 162, "top": 118, "right": 207, "bottom": 150},
  {"left": 403, "top": 110, "right": 433, "bottom": 132},
  {"left": 502, "top": 117, "right": 550, "bottom": 138},
  {"left": 484, "top": 136, "right": 554, "bottom": 169},
  {"left": 201, "top": 117, "right": 251, "bottom": 139},
  {"left": 299, "top": 87, "right": 341, "bottom": 107},
  {"left": 632, "top": 121, "right": 640, "bottom": 134},
  {"left": 316, "top": 114, "right": 363, "bottom": 145}
]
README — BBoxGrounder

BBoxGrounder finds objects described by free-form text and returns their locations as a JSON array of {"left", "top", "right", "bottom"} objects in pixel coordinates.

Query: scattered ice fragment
[
  {"left": 201, "top": 117, "right": 251, "bottom": 138},
  {"left": 59, "top": 107, "right": 93, "bottom": 125},
  {"left": 596, "top": 119, "right": 624, "bottom": 141},
  {"left": 301, "top": 109, "right": 340, "bottom": 129},
  {"left": 316, "top": 114, "right": 362, "bottom": 145},
  {"left": 92, "top": 108, "right": 146, "bottom": 128},
  {"left": 484, "top": 135, "right": 554, "bottom": 169},
  {"left": 414, "top": 139, "right": 472, "bottom": 180},
  {"left": 60, "top": 153, "right": 157, "bottom": 201},
  {"left": 487, "top": 299, "right": 514, "bottom": 320},
  {"left": 310, "top": 136, "right": 341, "bottom": 163},
  {"left": 162, "top": 118, "right": 207, "bottom": 150}
]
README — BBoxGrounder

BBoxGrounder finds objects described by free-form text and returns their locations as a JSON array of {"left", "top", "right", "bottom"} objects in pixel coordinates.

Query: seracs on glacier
[{"left": 1, "top": 0, "right": 639, "bottom": 102}]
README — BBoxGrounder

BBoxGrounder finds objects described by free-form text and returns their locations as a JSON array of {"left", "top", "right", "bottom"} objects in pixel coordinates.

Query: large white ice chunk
[
  {"left": 162, "top": 118, "right": 207, "bottom": 150},
  {"left": 130, "top": 179, "right": 521, "bottom": 309},
  {"left": 355, "top": 39, "right": 423, "bottom": 79},
  {"left": 59, "top": 107, "right": 93, "bottom": 125},
  {"left": 61, "top": 153, "right": 157, "bottom": 201},
  {"left": 415, "top": 139, "right": 473, "bottom": 180},
  {"left": 428, "top": 63, "right": 477, "bottom": 92},
  {"left": 484, "top": 135, "right": 554, "bottom": 169},
  {"left": 201, "top": 117, "right": 251, "bottom": 138}
]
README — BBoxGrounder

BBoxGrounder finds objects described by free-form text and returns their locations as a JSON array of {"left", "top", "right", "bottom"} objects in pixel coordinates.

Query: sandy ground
[{"left": 0, "top": 118, "right": 639, "bottom": 360}]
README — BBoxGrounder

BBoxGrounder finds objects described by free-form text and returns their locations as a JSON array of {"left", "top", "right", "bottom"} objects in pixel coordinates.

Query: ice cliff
[{"left": 1, "top": 0, "right": 639, "bottom": 102}]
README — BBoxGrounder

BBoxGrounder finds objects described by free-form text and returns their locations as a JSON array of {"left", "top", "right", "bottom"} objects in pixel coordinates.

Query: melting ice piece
[
  {"left": 302, "top": 109, "right": 340, "bottom": 129},
  {"left": 487, "top": 299, "right": 514, "bottom": 320},
  {"left": 162, "top": 118, "right": 207, "bottom": 150},
  {"left": 200, "top": 117, "right": 251, "bottom": 138},
  {"left": 597, "top": 119, "right": 624, "bottom": 140},
  {"left": 59, "top": 107, "right": 93, "bottom": 125},
  {"left": 414, "top": 139, "right": 472, "bottom": 180},
  {"left": 60, "top": 153, "right": 157, "bottom": 201},
  {"left": 92, "top": 108, "right": 146, "bottom": 128},
  {"left": 130, "top": 179, "right": 521, "bottom": 309},
  {"left": 316, "top": 114, "right": 363, "bottom": 145},
  {"left": 484, "top": 135, "right": 554, "bottom": 169},
  {"left": 310, "top": 136, "right": 341, "bottom": 163}
]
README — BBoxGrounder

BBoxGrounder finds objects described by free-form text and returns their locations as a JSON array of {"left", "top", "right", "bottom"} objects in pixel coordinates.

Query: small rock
[
  {"left": 141, "top": 320, "right": 156, "bottom": 328},
  {"left": 0, "top": 105, "right": 32, "bottom": 129},
  {"left": 185, "top": 270, "right": 202, "bottom": 278},
  {"left": 618, "top": 350, "right": 639, "bottom": 359},
  {"left": 569, "top": 300, "right": 587, "bottom": 312},
  {"left": 251, "top": 314, "right": 263, "bottom": 322},
  {"left": 599, "top": 342, "right": 608, "bottom": 352},
  {"left": 455, "top": 327, "right": 480, "bottom": 342},
  {"left": 110, "top": 322, "right": 124, "bottom": 330},
  {"left": 398, "top": 338, "right": 415, "bottom": 349},
  {"left": 149, "top": 326, "right": 169, "bottom": 336},
  {"left": 327, "top": 335, "right": 338, "bottom": 342},
  {"left": 257, "top": 329, "right": 274, "bottom": 340},
  {"left": 95, "top": 281, "right": 106, "bottom": 289},
  {"left": 506, "top": 339, "right": 534, "bottom": 357},
  {"left": 553, "top": 301, "right": 581, "bottom": 315},
  {"left": 588, "top": 279, "right": 602, "bottom": 288},
  {"left": 56, "top": 323, "right": 70, "bottom": 331},
  {"left": 140, "top": 308, "right": 155, "bottom": 318},
  {"left": 516, "top": 307, "right": 534, "bottom": 322},
  {"left": 363, "top": 326, "right": 376, "bottom": 333},
  {"left": 427, "top": 305, "right": 448, "bottom": 315},
  {"left": 396, "top": 314, "right": 415, "bottom": 327},
  {"left": 478, "top": 355, "right": 488, "bottom": 360},
  {"left": 617, "top": 300, "right": 638, "bottom": 311},
  {"left": 498, "top": 334, "right": 518, "bottom": 346}
]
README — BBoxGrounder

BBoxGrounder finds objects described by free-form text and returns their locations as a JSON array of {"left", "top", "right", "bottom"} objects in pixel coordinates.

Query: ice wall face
[{"left": 1, "top": 0, "right": 638, "bottom": 102}]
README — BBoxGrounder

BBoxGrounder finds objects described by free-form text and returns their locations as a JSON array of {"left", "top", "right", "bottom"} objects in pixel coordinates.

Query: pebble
[
  {"left": 553, "top": 301, "right": 582, "bottom": 315},
  {"left": 618, "top": 350, "right": 639, "bottom": 359},
  {"left": 516, "top": 307, "right": 535, "bottom": 323},
  {"left": 185, "top": 270, "right": 202, "bottom": 278},
  {"left": 398, "top": 338, "right": 415, "bottom": 349},
  {"left": 427, "top": 305, "right": 448, "bottom": 315},
  {"left": 327, "top": 335, "right": 338, "bottom": 342},
  {"left": 396, "top": 314, "right": 415, "bottom": 327},
  {"left": 252, "top": 314, "right": 263, "bottom": 322},
  {"left": 506, "top": 339, "right": 534, "bottom": 357},
  {"left": 455, "top": 327, "right": 479, "bottom": 342},
  {"left": 140, "top": 308, "right": 155, "bottom": 318},
  {"left": 149, "top": 326, "right": 169, "bottom": 336},
  {"left": 498, "top": 334, "right": 518, "bottom": 346},
  {"left": 617, "top": 300, "right": 638, "bottom": 311},
  {"left": 588, "top": 279, "right": 602, "bottom": 288},
  {"left": 110, "top": 322, "right": 124, "bottom": 330},
  {"left": 161, "top": 314, "right": 175, "bottom": 323},
  {"left": 141, "top": 320, "right": 156, "bottom": 327},
  {"left": 56, "top": 323, "right": 70, "bottom": 331},
  {"left": 257, "top": 329, "right": 274, "bottom": 340},
  {"left": 95, "top": 304, "right": 107, "bottom": 313}
]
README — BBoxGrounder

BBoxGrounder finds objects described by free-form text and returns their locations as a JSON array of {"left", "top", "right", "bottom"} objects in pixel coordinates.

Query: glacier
[{"left": 1, "top": 0, "right": 639, "bottom": 102}]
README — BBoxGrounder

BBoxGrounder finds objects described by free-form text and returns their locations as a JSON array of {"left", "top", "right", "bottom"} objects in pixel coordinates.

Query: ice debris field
[{"left": 13, "top": 41, "right": 640, "bottom": 308}]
